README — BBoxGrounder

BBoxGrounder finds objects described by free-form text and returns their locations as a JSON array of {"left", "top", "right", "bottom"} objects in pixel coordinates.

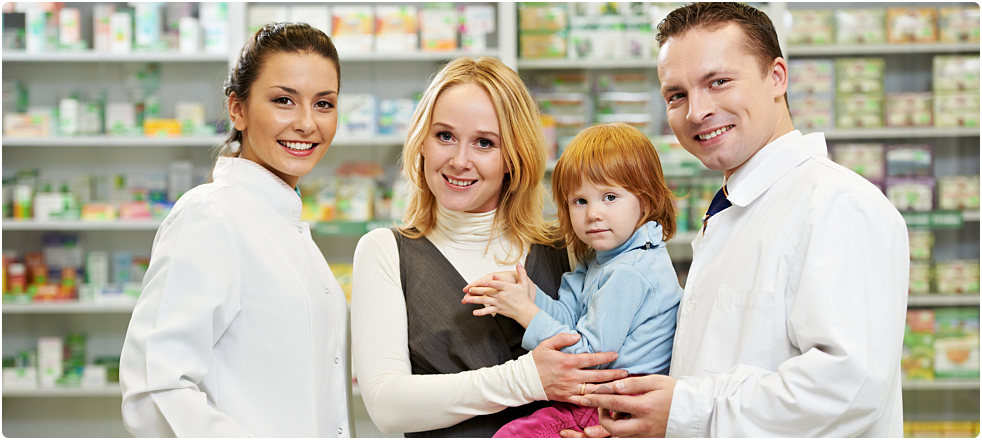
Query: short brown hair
[
  {"left": 552, "top": 123, "right": 677, "bottom": 261},
  {"left": 656, "top": 2, "right": 788, "bottom": 110}
]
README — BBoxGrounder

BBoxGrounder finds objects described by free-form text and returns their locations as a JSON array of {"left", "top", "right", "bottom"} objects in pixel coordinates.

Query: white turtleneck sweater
[{"left": 351, "top": 204, "right": 548, "bottom": 434}]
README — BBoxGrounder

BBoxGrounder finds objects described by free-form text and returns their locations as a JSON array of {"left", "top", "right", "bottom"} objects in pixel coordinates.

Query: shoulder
[
  {"left": 791, "top": 155, "right": 897, "bottom": 214},
  {"left": 160, "top": 182, "right": 238, "bottom": 233},
  {"left": 354, "top": 228, "right": 399, "bottom": 264}
]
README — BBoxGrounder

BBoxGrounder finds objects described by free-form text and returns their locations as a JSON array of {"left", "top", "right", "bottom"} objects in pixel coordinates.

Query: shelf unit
[{"left": 2, "top": 384, "right": 122, "bottom": 397}]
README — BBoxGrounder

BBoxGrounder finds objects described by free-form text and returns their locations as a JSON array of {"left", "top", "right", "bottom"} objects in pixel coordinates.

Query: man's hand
[
  {"left": 462, "top": 262, "right": 540, "bottom": 327},
  {"left": 567, "top": 374, "right": 677, "bottom": 438},
  {"left": 531, "top": 333, "right": 628, "bottom": 403}
]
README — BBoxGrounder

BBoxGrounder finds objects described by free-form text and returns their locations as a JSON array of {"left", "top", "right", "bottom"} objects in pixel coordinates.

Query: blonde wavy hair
[
  {"left": 399, "top": 57, "right": 556, "bottom": 263},
  {"left": 552, "top": 123, "right": 677, "bottom": 262}
]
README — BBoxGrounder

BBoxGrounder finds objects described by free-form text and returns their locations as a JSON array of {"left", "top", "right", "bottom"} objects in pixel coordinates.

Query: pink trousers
[{"left": 493, "top": 401, "right": 598, "bottom": 438}]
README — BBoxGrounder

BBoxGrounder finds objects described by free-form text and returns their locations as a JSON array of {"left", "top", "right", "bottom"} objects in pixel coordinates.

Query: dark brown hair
[
  {"left": 656, "top": 2, "right": 788, "bottom": 107},
  {"left": 220, "top": 22, "right": 340, "bottom": 155}
]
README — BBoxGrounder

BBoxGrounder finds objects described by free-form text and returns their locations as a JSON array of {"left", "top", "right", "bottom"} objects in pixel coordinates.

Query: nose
[
  {"left": 450, "top": 144, "right": 471, "bottom": 170},
  {"left": 586, "top": 204, "right": 602, "bottom": 222},
  {"left": 686, "top": 89, "right": 716, "bottom": 124},
  {"left": 293, "top": 107, "right": 315, "bottom": 134}
]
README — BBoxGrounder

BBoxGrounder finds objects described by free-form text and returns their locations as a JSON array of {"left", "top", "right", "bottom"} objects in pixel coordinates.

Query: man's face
[{"left": 658, "top": 23, "right": 789, "bottom": 179}]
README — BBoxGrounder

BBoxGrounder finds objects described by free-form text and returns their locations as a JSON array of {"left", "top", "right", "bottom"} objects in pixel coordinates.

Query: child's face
[{"left": 566, "top": 180, "right": 642, "bottom": 253}]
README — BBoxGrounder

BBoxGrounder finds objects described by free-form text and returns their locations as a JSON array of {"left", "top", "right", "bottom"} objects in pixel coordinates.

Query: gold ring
[{"left": 580, "top": 383, "right": 587, "bottom": 396}]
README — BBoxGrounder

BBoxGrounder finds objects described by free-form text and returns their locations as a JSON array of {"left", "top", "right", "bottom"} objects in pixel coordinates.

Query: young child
[{"left": 462, "top": 122, "right": 683, "bottom": 438}]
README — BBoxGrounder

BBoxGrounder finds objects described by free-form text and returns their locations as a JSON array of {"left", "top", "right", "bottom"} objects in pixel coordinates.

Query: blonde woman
[{"left": 351, "top": 57, "right": 626, "bottom": 437}]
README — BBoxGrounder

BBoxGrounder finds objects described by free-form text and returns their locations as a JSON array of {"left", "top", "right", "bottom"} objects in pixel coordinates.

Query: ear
[
  {"left": 228, "top": 92, "right": 248, "bottom": 132},
  {"left": 770, "top": 57, "right": 789, "bottom": 99}
]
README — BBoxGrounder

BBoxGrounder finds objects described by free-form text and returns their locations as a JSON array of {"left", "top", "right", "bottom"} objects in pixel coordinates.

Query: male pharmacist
[{"left": 566, "top": 2, "right": 910, "bottom": 437}]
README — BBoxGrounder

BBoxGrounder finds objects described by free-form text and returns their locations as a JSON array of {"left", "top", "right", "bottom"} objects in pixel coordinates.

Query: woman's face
[
  {"left": 229, "top": 52, "right": 339, "bottom": 188},
  {"left": 421, "top": 82, "right": 506, "bottom": 213}
]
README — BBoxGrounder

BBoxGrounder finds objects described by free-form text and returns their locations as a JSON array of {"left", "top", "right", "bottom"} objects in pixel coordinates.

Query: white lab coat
[
  {"left": 120, "top": 157, "right": 352, "bottom": 437},
  {"left": 667, "top": 131, "right": 909, "bottom": 437}
]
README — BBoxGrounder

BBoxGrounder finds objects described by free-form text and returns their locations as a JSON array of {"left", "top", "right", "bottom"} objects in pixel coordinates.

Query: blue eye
[
  {"left": 603, "top": 193, "right": 617, "bottom": 202},
  {"left": 477, "top": 138, "right": 494, "bottom": 149},
  {"left": 570, "top": 198, "right": 586, "bottom": 206},
  {"left": 436, "top": 131, "right": 453, "bottom": 142}
]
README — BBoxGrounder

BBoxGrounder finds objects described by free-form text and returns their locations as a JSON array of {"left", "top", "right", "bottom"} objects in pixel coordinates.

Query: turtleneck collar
[
  {"left": 212, "top": 157, "right": 303, "bottom": 222},
  {"left": 430, "top": 202, "right": 513, "bottom": 252},
  {"left": 595, "top": 220, "right": 664, "bottom": 266}
]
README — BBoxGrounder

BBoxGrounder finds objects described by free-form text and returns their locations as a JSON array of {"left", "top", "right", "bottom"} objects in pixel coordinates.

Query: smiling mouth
[
  {"left": 444, "top": 175, "right": 477, "bottom": 187},
  {"left": 279, "top": 140, "right": 318, "bottom": 151},
  {"left": 697, "top": 125, "right": 734, "bottom": 141}
]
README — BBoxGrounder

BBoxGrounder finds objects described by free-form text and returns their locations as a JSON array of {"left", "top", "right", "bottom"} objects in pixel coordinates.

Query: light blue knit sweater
[{"left": 523, "top": 221, "right": 682, "bottom": 374}]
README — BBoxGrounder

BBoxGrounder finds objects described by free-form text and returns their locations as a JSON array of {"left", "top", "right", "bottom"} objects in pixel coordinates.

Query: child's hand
[
  {"left": 463, "top": 270, "right": 518, "bottom": 295},
  {"left": 462, "top": 262, "right": 540, "bottom": 328}
]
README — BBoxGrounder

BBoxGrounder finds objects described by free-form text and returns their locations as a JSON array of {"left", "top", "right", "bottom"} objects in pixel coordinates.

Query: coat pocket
[{"left": 700, "top": 285, "right": 776, "bottom": 374}]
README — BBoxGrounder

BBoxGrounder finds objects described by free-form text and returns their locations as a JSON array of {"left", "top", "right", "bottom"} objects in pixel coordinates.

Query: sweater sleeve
[
  {"left": 120, "top": 196, "right": 249, "bottom": 437},
  {"left": 523, "top": 265, "right": 650, "bottom": 360},
  {"left": 351, "top": 228, "right": 547, "bottom": 435}
]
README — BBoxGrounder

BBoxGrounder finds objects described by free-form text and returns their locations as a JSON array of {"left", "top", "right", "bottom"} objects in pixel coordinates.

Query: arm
[
  {"left": 574, "top": 195, "right": 910, "bottom": 437},
  {"left": 120, "top": 199, "right": 249, "bottom": 437},
  {"left": 524, "top": 266, "right": 650, "bottom": 357},
  {"left": 351, "top": 229, "right": 544, "bottom": 434},
  {"left": 352, "top": 230, "right": 627, "bottom": 433}
]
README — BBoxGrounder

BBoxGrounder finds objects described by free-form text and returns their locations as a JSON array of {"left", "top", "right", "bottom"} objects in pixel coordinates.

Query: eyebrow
[
  {"left": 272, "top": 86, "right": 337, "bottom": 97},
  {"left": 431, "top": 122, "right": 501, "bottom": 139},
  {"left": 661, "top": 69, "right": 728, "bottom": 94}
]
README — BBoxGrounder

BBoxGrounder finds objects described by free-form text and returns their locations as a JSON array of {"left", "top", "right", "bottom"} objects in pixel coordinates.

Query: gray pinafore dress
[{"left": 392, "top": 229, "right": 570, "bottom": 437}]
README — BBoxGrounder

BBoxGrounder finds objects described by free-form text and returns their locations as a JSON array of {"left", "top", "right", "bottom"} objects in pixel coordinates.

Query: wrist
[{"left": 518, "top": 306, "right": 540, "bottom": 328}]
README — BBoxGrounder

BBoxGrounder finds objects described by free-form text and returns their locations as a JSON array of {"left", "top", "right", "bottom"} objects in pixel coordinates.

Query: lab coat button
[
  {"left": 298, "top": 226, "right": 303, "bottom": 233},
  {"left": 324, "top": 287, "right": 330, "bottom": 295},
  {"left": 334, "top": 357, "right": 339, "bottom": 364},
  {"left": 338, "top": 428, "right": 343, "bottom": 435},
  {"left": 683, "top": 299, "right": 693, "bottom": 311}
]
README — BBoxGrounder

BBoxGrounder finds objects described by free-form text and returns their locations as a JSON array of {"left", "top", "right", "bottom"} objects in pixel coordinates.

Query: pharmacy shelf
[
  {"left": 518, "top": 58, "right": 658, "bottom": 70},
  {"left": 340, "top": 50, "right": 500, "bottom": 62},
  {"left": 788, "top": 42, "right": 980, "bottom": 57},
  {"left": 963, "top": 211, "right": 981, "bottom": 222},
  {"left": 2, "top": 51, "right": 228, "bottom": 63},
  {"left": 2, "top": 301, "right": 136, "bottom": 314},
  {"left": 2, "top": 135, "right": 405, "bottom": 148},
  {"left": 2, "top": 384, "right": 122, "bottom": 397},
  {"left": 810, "top": 127, "right": 981, "bottom": 141},
  {"left": 907, "top": 295, "right": 981, "bottom": 307},
  {"left": 902, "top": 380, "right": 981, "bottom": 391},
  {"left": 3, "top": 136, "right": 225, "bottom": 148},
  {"left": 2, "top": 220, "right": 163, "bottom": 231}
]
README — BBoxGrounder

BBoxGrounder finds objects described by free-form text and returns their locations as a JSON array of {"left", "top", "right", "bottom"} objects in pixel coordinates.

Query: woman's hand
[{"left": 531, "top": 333, "right": 627, "bottom": 403}]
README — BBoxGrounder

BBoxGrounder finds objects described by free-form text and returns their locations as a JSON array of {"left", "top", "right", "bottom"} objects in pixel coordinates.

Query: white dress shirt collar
[
  {"left": 212, "top": 157, "right": 302, "bottom": 222},
  {"left": 725, "top": 130, "right": 827, "bottom": 208}
]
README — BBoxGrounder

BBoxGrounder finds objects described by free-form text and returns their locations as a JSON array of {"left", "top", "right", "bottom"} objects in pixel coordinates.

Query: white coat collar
[
  {"left": 212, "top": 157, "right": 303, "bottom": 222},
  {"left": 725, "top": 130, "right": 827, "bottom": 208}
]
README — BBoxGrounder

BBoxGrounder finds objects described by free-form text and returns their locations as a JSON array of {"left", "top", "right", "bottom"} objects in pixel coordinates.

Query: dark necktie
[{"left": 702, "top": 185, "right": 731, "bottom": 233}]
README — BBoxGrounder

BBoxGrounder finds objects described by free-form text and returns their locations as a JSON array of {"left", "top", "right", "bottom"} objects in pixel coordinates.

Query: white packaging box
[
  {"left": 105, "top": 102, "right": 136, "bottom": 134},
  {"left": 37, "top": 337, "right": 63, "bottom": 388},
  {"left": 375, "top": 5, "right": 419, "bottom": 53},
  {"left": 420, "top": 7, "right": 458, "bottom": 52},
  {"left": 168, "top": 161, "right": 194, "bottom": 202},
  {"left": 460, "top": 5, "right": 495, "bottom": 52},
  {"left": 134, "top": 3, "right": 162, "bottom": 48},
  {"left": 25, "top": 7, "right": 47, "bottom": 53},
  {"left": 86, "top": 251, "right": 111, "bottom": 286},
  {"left": 59, "top": 8, "right": 81, "bottom": 47},
  {"left": 81, "top": 365, "right": 108, "bottom": 388},
  {"left": 110, "top": 12, "right": 133, "bottom": 53},
  {"left": 59, "top": 98, "right": 80, "bottom": 136},
  {"left": 33, "top": 193, "right": 66, "bottom": 222},
  {"left": 332, "top": 5, "right": 375, "bottom": 55},
  {"left": 200, "top": 3, "right": 229, "bottom": 54},
  {"left": 175, "top": 101, "right": 206, "bottom": 131},
  {"left": 178, "top": 17, "right": 199, "bottom": 53},
  {"left": 247, "top": 5, "right": 287, "bottom": 35},
  {"left": 93, "top": 5, "right": 115, "bottom": 52},
  {"left": 3, "top": 367, "right": 38, "bottom": 388},
  {"left": 289, "top": 5, "right": 331, "bottom": 36},
  {"left": 337, "top": 94, "right": 377, "bottom": 139}
]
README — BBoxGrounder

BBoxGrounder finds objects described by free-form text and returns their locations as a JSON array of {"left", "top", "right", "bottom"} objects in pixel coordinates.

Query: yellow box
[{"left": 143, "top": 118, "right": 182, "bottom": 137}]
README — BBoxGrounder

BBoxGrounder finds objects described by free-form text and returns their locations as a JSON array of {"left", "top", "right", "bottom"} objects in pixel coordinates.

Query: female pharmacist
[
  {"left": 351, "top": 56, "right": 627, "bottom": 437},
  {"left": 120, "top": 23, "right": 351, "bottom": 437}
]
